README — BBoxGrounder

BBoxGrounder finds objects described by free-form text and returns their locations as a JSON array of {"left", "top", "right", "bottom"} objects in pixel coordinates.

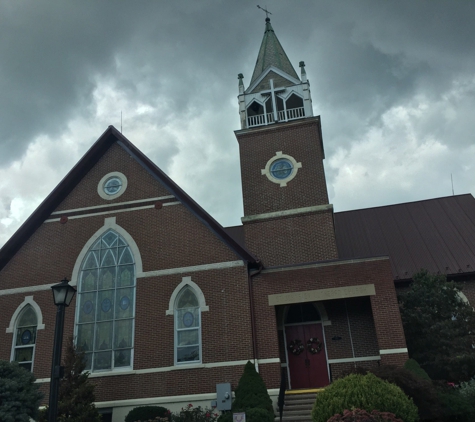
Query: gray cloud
[{"left": 1, "top": 1, "right": 475, "bottom": 246}]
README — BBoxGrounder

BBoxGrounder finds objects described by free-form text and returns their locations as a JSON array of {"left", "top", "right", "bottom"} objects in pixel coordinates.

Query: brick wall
[
  {"left": 243, "top": 209, "right": 338, "bottom": 267},
  {"left": 0, "top": 142, "right": 257, "bottom": 405},
  {"left": 236, "top": 118, "right": 329, "bottom": 217}
]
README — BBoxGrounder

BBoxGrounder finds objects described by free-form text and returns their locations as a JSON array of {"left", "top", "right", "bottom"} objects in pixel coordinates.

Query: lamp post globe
[{"left": 48, "top": 278, "right": 76, "bottom": 422}]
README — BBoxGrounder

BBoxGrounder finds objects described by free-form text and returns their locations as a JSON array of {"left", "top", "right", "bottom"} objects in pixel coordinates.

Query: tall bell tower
[{"left": 235, "top": 17, "right": 338, "bottom": 267}]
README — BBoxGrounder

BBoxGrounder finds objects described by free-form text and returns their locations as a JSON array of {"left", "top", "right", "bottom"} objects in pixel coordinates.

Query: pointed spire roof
[{"left": 250, "top": 18, "right": 299, "bottom": 85}]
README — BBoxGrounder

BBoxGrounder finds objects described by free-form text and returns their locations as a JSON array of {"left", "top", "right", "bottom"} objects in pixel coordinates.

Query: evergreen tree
[
  {"left": 398, "top": 270, "right": 475, "bottom": 382},
  {"left": 39, "top": 338, "right": 101, "bottom": 422},
  {"left": 0, "top": 360, "right": 43, "bottom": 422},
  {"left": 220, "top": 361, "right": 274, "bottom": 422}
]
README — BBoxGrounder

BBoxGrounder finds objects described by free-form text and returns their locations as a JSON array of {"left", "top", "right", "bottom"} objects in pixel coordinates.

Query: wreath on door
[
  {"left": 307, "top": 337, "right": 323, "bottom": 354},
  {"left": 288, "top": 339, "right": 305, "bottom": 355}
]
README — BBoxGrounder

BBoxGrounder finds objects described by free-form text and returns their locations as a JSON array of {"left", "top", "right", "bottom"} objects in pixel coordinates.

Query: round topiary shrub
[
  {"left": 311, "top": 373, "right": 418, "bottom": 422},
  {"left": 125, "top": 405, "right": 170, "bottom": 422}
]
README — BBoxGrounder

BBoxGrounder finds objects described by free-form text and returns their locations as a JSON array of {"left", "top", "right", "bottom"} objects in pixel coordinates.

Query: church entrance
[{"left": 284, "top": 303, "right": 329, "bottom": 389}]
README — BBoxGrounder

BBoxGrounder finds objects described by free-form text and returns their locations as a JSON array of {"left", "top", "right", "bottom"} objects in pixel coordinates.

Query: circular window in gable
[
  {"left": 97, "top": 172, "right": 128, "bottom": 200},
  {"left": 261, "top": 152, "right": 302, "bottom": 187}
]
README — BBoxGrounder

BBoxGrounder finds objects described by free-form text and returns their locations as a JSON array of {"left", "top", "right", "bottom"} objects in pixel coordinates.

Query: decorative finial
[
  {"left": 257, "top": 5, "right": 272, "bottom": 20},
  {"left": 238, "top": 73, "right": 244, "bottom": 87}
]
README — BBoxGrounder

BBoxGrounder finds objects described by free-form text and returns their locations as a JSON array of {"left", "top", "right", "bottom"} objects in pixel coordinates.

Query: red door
[{"left": 285, "top": 323, "right": 329, "bottom": 389}]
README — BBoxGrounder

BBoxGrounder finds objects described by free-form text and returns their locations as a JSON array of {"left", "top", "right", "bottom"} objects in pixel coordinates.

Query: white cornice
[
  {"left": 242, "top": 204, "right": 332, "bottom": 223},
  {"left": 246, "top": 65, "right": 301, "bottom": 93}
]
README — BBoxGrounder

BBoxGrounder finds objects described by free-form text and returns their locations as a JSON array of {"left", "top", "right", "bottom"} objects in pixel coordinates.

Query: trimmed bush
[
  {"left": 351, "top": 365, "right": 442, "bottom": 421},
  {"left": 218, "top": 361, "right": 274, "bottom": 422},
  {"left": 311, "top": 373, "right": 418, "bottom": 422},
  {"left": 404, "top": 359, "right": 431, "bottom": 381},
  {"left": 125, "top": 405, "right": 170, "bottom": 422},
  {"left": 327, "top": 408, "right": 403, "bottom": 422}
]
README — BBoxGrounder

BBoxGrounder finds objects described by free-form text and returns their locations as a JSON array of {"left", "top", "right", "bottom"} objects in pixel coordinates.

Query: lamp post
[{"left": 48, "top": 278, "right": 76, "bottom": 422}]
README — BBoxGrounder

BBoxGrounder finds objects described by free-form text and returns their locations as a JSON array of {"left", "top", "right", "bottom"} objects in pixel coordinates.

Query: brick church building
[{"left": 1, "top": 17, "right": 475, "bottom": 421}]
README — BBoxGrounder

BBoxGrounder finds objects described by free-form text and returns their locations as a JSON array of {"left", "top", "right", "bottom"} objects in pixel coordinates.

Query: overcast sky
[{"left": 1, "top": 1, "right": 475, "bottom": 247}]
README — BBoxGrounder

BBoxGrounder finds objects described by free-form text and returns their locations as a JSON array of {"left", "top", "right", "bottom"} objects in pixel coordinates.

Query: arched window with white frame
[
  {"left": 12, "top": 305, "right": 38, "bottom": 372},
  {"left": 175, "top": 286, "right": 201, "bottom": 364},
  {"left": 75, "top": 229, "right": 136, "bottom": 372}
]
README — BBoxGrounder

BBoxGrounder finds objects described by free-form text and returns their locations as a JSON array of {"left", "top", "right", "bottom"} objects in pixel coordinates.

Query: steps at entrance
[{"left": 274, "top": 391, "right": 319, "bottom": 422}]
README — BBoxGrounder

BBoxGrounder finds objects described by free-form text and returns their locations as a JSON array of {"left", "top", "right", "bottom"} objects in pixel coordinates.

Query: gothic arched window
[
  {"left": 75, "top": 229, "right": 135, "bottom": 372},
  {"left": 175, "top": 286, "right": 201, "bottom": 364},
  {"left": 12, "top": 305, "right": 38, "bottom": 372}
]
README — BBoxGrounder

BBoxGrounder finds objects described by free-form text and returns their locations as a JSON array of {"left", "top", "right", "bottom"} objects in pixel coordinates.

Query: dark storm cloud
[{"left": 1, "top": 0, "right": 475, "bottom": 245}]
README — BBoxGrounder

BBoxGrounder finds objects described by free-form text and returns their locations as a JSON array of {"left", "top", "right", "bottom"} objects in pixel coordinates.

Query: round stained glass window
[
  {"left": 83, "top": 300, "right": 94, "bottom": 314},
  {"left": 183, "top": 311, "right": 194, "bottom": 327},
  {"left": 270, "top": 159, "right": 293, "bottom": 179},
  {"left": 119, "top": 296, "right": 130, "bottom": 311},
  {"left": 101, "top": 298, "right": 112, "bottom": 313},
  {"left": 103, "top": 177, "right": 122, "bottom": 195},
  {"left": 21, "top": 329, "right": 32, "bottom": 345}
]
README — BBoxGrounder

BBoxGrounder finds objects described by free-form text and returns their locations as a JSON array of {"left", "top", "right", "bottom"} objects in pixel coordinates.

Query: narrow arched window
[
  {"left": 75, "top": 229, "right": 135, "bottom": 372},
  {"left": 12, "top": 305, "right": 38, "bottom": 372},
  {"left": 175, "top": 287, "right": 201, "bottom": 364}
]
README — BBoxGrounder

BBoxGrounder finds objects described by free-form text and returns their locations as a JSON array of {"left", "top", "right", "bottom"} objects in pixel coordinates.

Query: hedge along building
[{"left": 3, "top": 15, "right": 475, "bottom": 421}]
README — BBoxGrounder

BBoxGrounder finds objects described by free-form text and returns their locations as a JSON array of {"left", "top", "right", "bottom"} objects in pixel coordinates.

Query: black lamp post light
[{"left": 48, "top": 277, "right": 76, "bottom": 422}]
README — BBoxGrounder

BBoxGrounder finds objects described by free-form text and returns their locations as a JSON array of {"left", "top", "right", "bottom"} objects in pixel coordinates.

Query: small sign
[{"left": 233, "top": 412, "right": 245, "bottom": 422}]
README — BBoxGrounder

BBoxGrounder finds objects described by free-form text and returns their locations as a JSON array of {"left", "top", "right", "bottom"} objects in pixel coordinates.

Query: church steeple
[
  {"left": 238, "top": 17, "right": 314, "bottom": 129},
  {"left": 250, "top": 18, "right": 299, "bottom": 84}
]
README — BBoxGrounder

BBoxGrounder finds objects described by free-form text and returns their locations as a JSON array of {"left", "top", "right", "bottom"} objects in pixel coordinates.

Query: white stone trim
[
  {"left": 44, "top": 202, "right": 180, "bottom": 223},
  {"left": 138, "top": 260, "right": 244, "bottom": 279},
  {"left": 269, "top": 284, "right": 376, "bottom": 306},
  {"left": 261, "top": 151, "right": 302, "bottom": 187},
  {"left": 6, "top": 296, "right": 45, "bottom": 333},
  {"left": 246, "top": 65, "right": 301, "bottom": 94},
  {"left": 70, "top": 217, "right": 143, "bottom": 287},
  {"left": 262, "top": 256, "right": 389, "bottom": 274},
  {"left": 34, "top": 358, "right": 281, "bottom": 383},
  {"left": 0, "top": 260, "right": 245, "bottom": 297},
  {"left": 327, "top": 356, "right": 381, "bottom": 364},
  {"left": 166, "top": 276, "right": 209, "bottom": 315},
  {"left": 379, "top": 348, "right": 408, "bottom": 355},
  {"left": 242, "top": 204, "right": 332, "bottom": 223},
  {"left": 51, "top": 196, "right": 175, "bottom": 215},
  {"left": 0, "top": 284, "right": 56, "bottom": 297}
]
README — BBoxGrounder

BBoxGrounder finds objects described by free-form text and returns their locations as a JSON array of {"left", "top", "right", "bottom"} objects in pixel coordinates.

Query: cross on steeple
[
  {"left": 257, "top": 5, "right": 272, "bottom": 19},
  {"left": 261, "top": 79, "right": 285, "bottom": 122}
]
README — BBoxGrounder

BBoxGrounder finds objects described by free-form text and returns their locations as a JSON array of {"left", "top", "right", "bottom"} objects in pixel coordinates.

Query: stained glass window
[
  {"left": 13, "top": 305, "right": 37, "bottom": 372},
  {"left": 175, "top": 287, "right": 201, "bottom": 364},
  {"left": 76, "top": 230, "right": 135, "bottom": 372}
]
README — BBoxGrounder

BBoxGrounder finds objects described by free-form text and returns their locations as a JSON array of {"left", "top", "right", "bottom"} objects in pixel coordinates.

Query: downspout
[{"left": 248, "top": 260, "right": 263, "bottom": 372}]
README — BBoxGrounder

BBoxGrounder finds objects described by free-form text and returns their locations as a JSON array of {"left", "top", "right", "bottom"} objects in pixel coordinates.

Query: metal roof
[
  {"left": 334, "top": 194, "right": 475, "bottom": 281},
  {"left": 250, "top": 18, "right": 299, "bottom": 85}
]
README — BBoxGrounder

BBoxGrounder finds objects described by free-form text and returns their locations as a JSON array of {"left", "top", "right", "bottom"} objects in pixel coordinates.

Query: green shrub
[
  {"left": 404, "top": 359, "right": 431, "bottom": 381},
  {"left": 0, "top": 360, "right": 43, "bottom": 422},
  {"left": 326, "top": 408, "right": 403, "bottom": 422},
  {"left": 218, "top": 361, "right": 274, "bottom": 422},
  {"left": 125, "top": 405, "right": 170, "bottom": 422},
  {"left": 438, "top": 384, "right": 475, "bottom": 422},
  {"left": 459, "top": 377, "right": 475, "bottom": 401},
  {"left": 351, "top": 365, "right": 442, "bottom": 421},
  {"left": 311, "top": 373, "right": 418, "bottom": 422},
  {"left": 171, "top": 404, "right": 219, "bottom": 421}
]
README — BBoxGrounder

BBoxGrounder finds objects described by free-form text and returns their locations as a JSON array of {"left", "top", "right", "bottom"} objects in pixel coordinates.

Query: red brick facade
[{"left": 0, "top": 120, "right": 408, "bottom": 419}]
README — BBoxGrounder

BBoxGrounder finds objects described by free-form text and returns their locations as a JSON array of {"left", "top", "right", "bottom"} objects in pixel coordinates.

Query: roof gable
[{"left": 0, "top": 126, "right": 258, "bottom": 271}]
